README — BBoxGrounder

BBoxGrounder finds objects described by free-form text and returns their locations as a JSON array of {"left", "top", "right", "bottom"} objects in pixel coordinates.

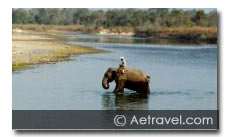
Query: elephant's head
[{"left": 102, "top": 68, "right": 117, "bottom": 89}]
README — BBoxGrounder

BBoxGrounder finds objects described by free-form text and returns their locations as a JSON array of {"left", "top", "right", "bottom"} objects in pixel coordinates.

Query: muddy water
[{"left": 13, "top": 33, "right": 217, "bottom": 110}]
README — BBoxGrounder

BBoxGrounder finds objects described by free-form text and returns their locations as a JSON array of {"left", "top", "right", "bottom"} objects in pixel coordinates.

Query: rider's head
[{"left": 120, "top": 57, "right": 125, "bottom": 61}]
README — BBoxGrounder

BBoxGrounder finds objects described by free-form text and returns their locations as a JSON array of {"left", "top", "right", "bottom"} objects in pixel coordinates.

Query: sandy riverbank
[{"left": 12, "top": 30, "right": 105, "bottom": 71}]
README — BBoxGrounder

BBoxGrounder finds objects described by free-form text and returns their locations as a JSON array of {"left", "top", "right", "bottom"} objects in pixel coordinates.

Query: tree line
[{"left": 12, "top": 8, "right": 217, "bottom": 28}]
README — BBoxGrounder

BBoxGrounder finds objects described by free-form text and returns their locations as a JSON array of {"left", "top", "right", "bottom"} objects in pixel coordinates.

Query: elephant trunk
[{"left": 102, "top": 77, "right": 109, "bottom": 89}]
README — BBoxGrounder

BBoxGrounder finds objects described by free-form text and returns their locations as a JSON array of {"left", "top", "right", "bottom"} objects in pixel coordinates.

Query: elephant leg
[
  {"left": 146, "top": 84, "right": 150, "bottom": 94},
  {"left": 114, "top": 80, "right": 125, "bottom": 94},
  {"left": 138, "top": 82, "right": 150, "bottom": 94},
  {"left": 145, "top": 82, "right": 150, "bottom": 94}
]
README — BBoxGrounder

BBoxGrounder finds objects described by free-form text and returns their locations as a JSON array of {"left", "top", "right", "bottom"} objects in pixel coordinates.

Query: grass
[
  {"left": 13, "top": 24, "right": 83, "bottom": 31},
  {"left": 12, "top": 62, "right": 32, "bottom": 71},
  {"left": 12, "top": 24, "right": 95, "bottom": 34}
]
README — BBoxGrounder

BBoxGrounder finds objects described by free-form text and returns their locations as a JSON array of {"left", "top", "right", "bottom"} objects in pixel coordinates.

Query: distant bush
[
  {"left": 135, "top": 26, "right": 217, "bottom": 43},
  {"left": 12, "top": 8, "right": 217, "bottom": 28}
]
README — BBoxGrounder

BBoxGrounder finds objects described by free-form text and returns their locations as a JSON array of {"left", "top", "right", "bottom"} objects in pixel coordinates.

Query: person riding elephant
[{"left": 102, "top": 66, "right": 150, "bottom": 94}]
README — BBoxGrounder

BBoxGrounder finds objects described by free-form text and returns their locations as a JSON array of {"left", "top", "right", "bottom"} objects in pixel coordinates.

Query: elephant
[{"left": 102, "top": 66, "right": 150, "bottom": 94}]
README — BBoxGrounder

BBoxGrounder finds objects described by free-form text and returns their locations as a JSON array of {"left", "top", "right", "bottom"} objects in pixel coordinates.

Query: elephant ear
[{"left": 109, "top": 68, "right": 119, "bottom": 79}]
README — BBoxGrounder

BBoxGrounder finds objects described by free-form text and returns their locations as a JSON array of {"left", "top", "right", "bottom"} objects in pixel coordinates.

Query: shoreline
[
  {"left": 12, "top": 30, "right": 106, "bottom": 71},
  {"left": 13, "top": 24, "right": 217, "bottom": 44}
]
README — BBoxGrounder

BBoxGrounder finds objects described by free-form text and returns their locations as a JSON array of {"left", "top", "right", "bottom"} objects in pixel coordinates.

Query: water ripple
[{"left": 151, "top": 90, "right": 191, "bottom": 96}]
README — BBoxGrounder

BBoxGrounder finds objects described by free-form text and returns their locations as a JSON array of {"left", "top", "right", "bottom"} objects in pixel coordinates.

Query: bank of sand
[{"left": 12, "top": 29, "right": 105, "bottom": 71}]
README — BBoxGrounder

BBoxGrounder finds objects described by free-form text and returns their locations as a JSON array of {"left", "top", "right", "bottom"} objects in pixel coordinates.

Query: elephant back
[{"left": 117, "top": 67, "right": 148, "bottom": 82}]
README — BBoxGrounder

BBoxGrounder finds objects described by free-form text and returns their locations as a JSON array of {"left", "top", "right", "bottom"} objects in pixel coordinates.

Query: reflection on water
[
  {"left": 102, "top": 92, "right": 149, "bottom": 110},
  {"left": 13, "top": 33, "right": 217, "bottom": 110},
  {"left": 151, "top": 91, "right": 191, "bottom": 96}
]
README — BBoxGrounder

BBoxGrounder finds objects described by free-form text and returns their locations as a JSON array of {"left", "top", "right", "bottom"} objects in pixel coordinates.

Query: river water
[{"left": 13, "top": 33, "right": 217, "bottom": 110}]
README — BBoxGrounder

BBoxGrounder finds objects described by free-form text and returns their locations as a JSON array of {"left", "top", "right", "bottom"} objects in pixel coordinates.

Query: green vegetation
[
  {"left": 12, "top": 8, "right": 217, "bottom": 43},
  {"left": 12, "top": 8, "right": 217, "bottom": 27},
  {"left": 12, "top": 62, "right": 32, "bottom": 71}
]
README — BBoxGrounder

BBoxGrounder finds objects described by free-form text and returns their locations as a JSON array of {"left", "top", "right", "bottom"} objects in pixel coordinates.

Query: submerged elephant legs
[{"left": 113, "top": 80, "right": 150, "bottom": 94}]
